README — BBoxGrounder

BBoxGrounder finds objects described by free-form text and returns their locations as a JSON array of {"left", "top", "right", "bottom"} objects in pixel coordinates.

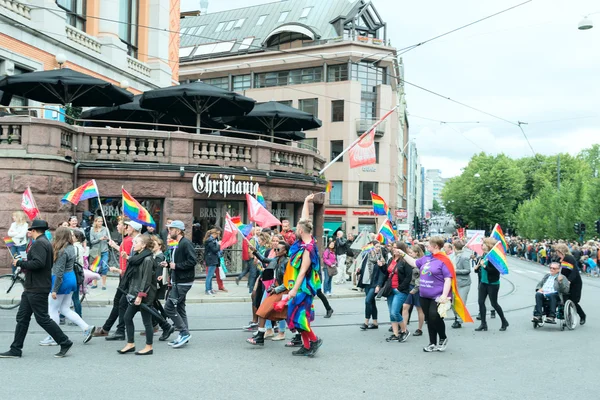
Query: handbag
[
  {"left": 327, "top": 263, "right": 338, "bottom": 277},
  {"left": 379, "top": 263, "right": 397, "bottom": 298}
]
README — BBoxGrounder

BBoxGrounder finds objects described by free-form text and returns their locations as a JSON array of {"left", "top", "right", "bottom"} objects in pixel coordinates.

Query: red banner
[{"left": 21, "top": 187, "right": 40, "bottom": 220}]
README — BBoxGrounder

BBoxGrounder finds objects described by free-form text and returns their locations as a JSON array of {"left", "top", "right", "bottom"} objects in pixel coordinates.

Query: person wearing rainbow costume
[{"left": 283, "top": 193, "right": 323, "bottom": 357}]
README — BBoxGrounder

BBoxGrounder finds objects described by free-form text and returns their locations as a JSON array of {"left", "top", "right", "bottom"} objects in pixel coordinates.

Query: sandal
[{"left": 246, "top": 337, "right": 264, "bottom": 346}]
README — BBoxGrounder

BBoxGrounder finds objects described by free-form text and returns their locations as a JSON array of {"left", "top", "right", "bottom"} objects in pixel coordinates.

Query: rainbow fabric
[
  {"left": 361, "top": 243, "right": 375, "bottom": 252},
  {"left": 484, "top": 241, "right": 509, "bottom": 275},
  {"left": 122, "top": 188, "right": 156, "bottom": 228},
  {"left": 89, "top": 256, "right": 101, "bottom": 273},
  {"left": 256, "top": 185, "right": 266, "bottom": 208},
  {"left": 3, "top": 237, "right": 14, "bottom": 248},
  {"left": 433, "top": 252, "right": 474, "bottom": 323},
  {"left": 325, "top": 181, "right": 332, "bottom": 193},
  {"left": 284, "top": 237, "right": 321, "bottom": 332},
  {"left": 61, "top": 180, "right": 98, "bottom": 205},
  {"left": 560, "top": 261, "right": 574, "bottom": 270},
  {"left": 167, "top": 239, "right": 179, "bottom": 248},
  {"left": 230, "top": 215, "right": 252, "bottom": 237},
  {"left": 377, "top": 220, "right": 397, "bottom": 244},
  {"left": 371, "top": 192, "right": 392, "bottom": 220},
  {"left": 491, "top": 224, "right": 508, "bottom": 252}
]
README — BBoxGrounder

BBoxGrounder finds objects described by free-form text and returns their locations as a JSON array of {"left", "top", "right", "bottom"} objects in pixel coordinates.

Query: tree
[{"left": 431, "top": 199, "right": 442, "bottom": 213}]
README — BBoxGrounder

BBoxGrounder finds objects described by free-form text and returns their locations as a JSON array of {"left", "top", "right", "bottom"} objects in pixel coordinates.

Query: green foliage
[
  {"left": 431, "top": 199, "right": 442, "bottom": 213},
  {"left": 64, "top": 104, "right": 82, "bottom": 126},
  {"left": 442, "top": 147, "right": 600, "bottom": 240}
]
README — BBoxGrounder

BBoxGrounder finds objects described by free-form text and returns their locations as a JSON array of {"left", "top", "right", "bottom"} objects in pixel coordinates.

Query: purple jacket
[{"left": 323, "top": 249, "right": 336, "bottom": 267}]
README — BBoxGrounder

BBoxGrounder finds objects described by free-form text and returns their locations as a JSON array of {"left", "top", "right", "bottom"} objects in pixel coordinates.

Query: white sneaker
[
  {"left": 83, "top": 325, "right": 95, "bottom": 344},
  {"left": 436, "top": 338, "right": 449, "bottom": 352},
  {"left": 168, "top": 335, "right": 181, "bottom": 346},
  {"left": 172, "top": 333, "right": 191, "bottom": 348},
  {"left": 39, "top": 336, "right": 57, "bottom": 346}
]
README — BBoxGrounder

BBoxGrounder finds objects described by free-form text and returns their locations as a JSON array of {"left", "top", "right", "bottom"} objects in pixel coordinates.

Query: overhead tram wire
[{"left": 18, "top": 0, "right": 536, "bottom": 153}]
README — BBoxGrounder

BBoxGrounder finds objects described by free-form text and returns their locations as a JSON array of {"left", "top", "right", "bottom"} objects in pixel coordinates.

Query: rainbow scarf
[
  {"left": 484, "top": 241, "right": 509, "bottom": 275},
  {"left": 122, "top": 188, "right": 156, "bottom": 228},
  {"left": 432, "top": 252, "right": 473, "bottom": 323},
  {"left": 61, "top": 180, "right": 98, "bottom": 205},
  {"left": 491, "top": 223, "right": 508, "bottom": 252}
]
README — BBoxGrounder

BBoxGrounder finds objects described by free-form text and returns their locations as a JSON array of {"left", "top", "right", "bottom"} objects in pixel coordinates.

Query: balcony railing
[
  {"left": 0, "top": 0, "right": 31, "bottom": 19},
  {"left": 0, "top": 117, "right": 326, "bottom": 176},
  {"left": 355, "top": 119, "right": 386, "bottom": 137}
]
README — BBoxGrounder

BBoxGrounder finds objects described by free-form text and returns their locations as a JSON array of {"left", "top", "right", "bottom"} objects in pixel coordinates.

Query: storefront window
[
  {"left": 271, "top": 202, "right": 298, "bottom": 227},
  {"left": 88, "top": 197, "right": 162, "bottom": 238},
  {"left": 193, "top": 200, "right": 245, "bottom": 245},
  {"left": 358, "top": 218, "right": 377, "bottom": 233}
]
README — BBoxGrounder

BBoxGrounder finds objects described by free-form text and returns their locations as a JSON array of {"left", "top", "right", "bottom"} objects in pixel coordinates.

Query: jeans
[
  {"left": 364, "top": 287, "right": 378, "bottom": 320},
  {"left": 102, "top": 287, "right": 127, "bottom": 335},
  {"left": 478, "top": 283, "right": 507, "bottom": 324},
  {"left": 335, "top": 254, "right": 347, "bottom": 283},
  {"left": 9, "top": 245, "right": 26, "bottom": 273},
  {"left": 387, "top": 289, "right": 408, "bottom": 322},
  {"left": 420, "top": 296, "right": 446, "bottom": 346},
  {"left": 534, "top": 292, "right": 558, "bottom": 317},
  {"left": 205, "top": 265, "right": 217, "bottom": 293},
  {"left": 71, "top": 290, "right": 82, "bottom": 317},
  {"left": 11, "top": 292, "right": 70, "bottom": 355},
  {"left": 322, "top": 267, "right": 332, "bottom": 294},
  {"left": 165, "top": 284, "right": 192, "bottom": 336},
  {"left": 99, "top": 251, "right": 109, "bottom": 276}
]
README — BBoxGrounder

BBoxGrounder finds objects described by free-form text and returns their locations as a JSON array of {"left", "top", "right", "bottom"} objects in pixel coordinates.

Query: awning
[{"left": 323, "top": 221, "right": 343, "bottom": 234}]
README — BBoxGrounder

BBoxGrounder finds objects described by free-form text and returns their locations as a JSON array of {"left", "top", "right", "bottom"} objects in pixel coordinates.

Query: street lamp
[
  {"left": 578, "top": 12, "right": 599, "bottom": 30},
  {"left": 55, "top": 53, "right": 67, "bottom": 68}
]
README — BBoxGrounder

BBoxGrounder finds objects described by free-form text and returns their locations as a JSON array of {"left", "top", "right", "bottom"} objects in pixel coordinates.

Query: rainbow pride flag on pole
[
  {"left": 255, "top": 185, "right": 266, "bottom": 208},
  {"left": 491, "top": 223, "right": 508, "bottom": 252},
  {"left": 3, "top": 237, "right": 14, "bottom": 248},
  {"left": 325, "top": 181, "right": 332, "bottom": 193},
  {"left": 230, "top": 215, "right": 252, "bottom": 237},
  {"left": 370, "top": 191, "right": 392, "bottom": 221},
  {"left": 89, "top": 255, "right": 101, "bottom": 273},
  {"left": 484, "top": 241, "right": 509, "bottom": 275},
  {"left": 122, "top": 188, "right": 156, "bottom": 228},
  {"left": 376, "top": 219, "right": 397, "bottom": 244},
  {"left": 61, "top": 180, "right": 98, "bottom": 205},
  {"left": 167, "top": 239, "right": 179, "bottom": 248}
]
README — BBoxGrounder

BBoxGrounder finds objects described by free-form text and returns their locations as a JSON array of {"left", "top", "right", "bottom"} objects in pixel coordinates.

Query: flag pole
[
  {"left": 318, "top": 105, "right": 398, "bottom": 175},
  {"left": 93, "top": 179, "right": 112, "bottom": 241}
]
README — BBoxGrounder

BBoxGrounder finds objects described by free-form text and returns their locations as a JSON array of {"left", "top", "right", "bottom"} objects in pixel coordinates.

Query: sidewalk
[{"left": 81, "top": 277, "right": 364, "bottom": 306}]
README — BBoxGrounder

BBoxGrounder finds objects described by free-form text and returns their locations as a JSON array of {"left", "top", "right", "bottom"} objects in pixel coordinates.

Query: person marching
[
  {"left": 0, "top": 220, "right": 73, "bottom": 358},
  {"left": 283, "top": 193, "right": 323, "bottom": 357},
  {"left": 451, "top": 240, "right": 472, "bottom": 329},
  {"left": 474, "top": 238, "right": 509, "bottom": 332},
  {"left": 554, "top": 243, "right": 586, "bottom": 324},
  {"left": 89, "top": 216, "right": 110, "bottom": 290}
]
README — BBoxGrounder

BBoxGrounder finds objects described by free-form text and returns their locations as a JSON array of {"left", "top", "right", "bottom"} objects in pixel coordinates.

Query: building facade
[
  {"left": 178, "top": 0, "right": 408, "bottom": 237},
  {"left": 426, "top": 169, "right": 445, "bottom": 209},
  {"left": 407, "top": 139, "right": 419, "bottom": 233}
]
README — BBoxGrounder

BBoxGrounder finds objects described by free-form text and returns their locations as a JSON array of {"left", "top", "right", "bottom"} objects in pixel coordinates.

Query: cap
[
  {"left": 166, "top": 220, "right": 185, "bottom": 231},
  {"left": 125, "top": 221, "right": 142, "bottom": 231}
]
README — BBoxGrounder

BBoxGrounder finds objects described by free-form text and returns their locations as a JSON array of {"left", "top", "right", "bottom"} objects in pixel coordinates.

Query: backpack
[{"left": 73, "top": 248, "right": 85, "bottom": 289}]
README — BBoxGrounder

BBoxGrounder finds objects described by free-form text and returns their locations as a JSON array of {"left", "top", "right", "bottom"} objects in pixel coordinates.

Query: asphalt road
[{"left": 1, "top": 256, "right": 598, "bottom": 400}]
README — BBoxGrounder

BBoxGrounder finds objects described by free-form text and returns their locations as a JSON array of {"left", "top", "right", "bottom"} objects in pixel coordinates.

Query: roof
[{"left": 179, "top": 0, "right": 386, "bottom": 60}]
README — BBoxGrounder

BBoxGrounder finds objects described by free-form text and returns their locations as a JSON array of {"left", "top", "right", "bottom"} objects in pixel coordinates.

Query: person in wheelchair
[{"left": 532, "top": 262, "right": 570, "bottom": 324}]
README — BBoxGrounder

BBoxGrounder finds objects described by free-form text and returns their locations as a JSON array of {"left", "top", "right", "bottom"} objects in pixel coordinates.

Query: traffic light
[
  {"left": 574, "top": 222, "right": 580, "bottom": 235},
  {"left": 581, "top": 222, "right": 586, "bottom": 233},
  {"left": 596, "top": 220, "right": 600, "bottom": 234}
]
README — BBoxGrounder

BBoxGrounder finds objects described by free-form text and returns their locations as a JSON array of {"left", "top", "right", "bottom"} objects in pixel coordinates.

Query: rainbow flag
[
  {"left": 560, "top": 261, "right": 574, "bottom": 270},
  {"left": 370, "top": 192, "right": 392, "bottom": 221},
  {"left": 230, "top": 215, "right": 252, "bottom": 237},
  {"left": 167, "top": 239, "right": 179, "bottom": 248},
  {"left": 484, "top": 241, "right": 509, "bottom": 275},
  {"left": 376, "top": 220, "right": 397, "bottom": 244},
  {"left": 433, "top": 252, "right": 473, "bottom": 323},
  {"left": 491, "top": 223, "right": 507, "bottom": 252},
  {"left": 256, "top": 185, "right": 266, "bottom": 208},
  {"left": 89, "top": 255, "right": 101, "bottom": 273},
  {"left": 61, "top": 180, "right": 98, "bottom": 205},
  {"left": 122, "top": 188, "right": 156, "bottom": 228},
  {"left": 361, "top": 243, "right": 375, "bottom": 252},
  {"left": 325, "top": 181, "right": 332, "bottom": 193},
  {"left": 3, "top": 237, "right": 14, "bottom": 248}
]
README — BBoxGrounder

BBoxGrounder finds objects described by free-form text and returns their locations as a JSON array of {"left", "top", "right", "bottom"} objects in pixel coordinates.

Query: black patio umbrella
[
  {"left": 221, "top": 101, "right": 322, "bottom": 142},
  {"left": 0, "top": 68, "right": 133, "bottom": 107},
  {"left": 80, "top": 94, "right": 225, "bottom": 132},
  {"left": 139, "top": 81, "right": 255, "bottom": 134}
]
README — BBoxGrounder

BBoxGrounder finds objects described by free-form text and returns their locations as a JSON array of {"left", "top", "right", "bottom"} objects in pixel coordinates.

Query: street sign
[{"left": 395, "top": 209, "right": 407, "bottom": 218}]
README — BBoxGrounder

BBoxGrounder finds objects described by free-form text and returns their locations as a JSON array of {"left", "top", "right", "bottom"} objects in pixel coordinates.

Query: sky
[{"left": 181, "top": 0, "right": 600, "bottom": 178}]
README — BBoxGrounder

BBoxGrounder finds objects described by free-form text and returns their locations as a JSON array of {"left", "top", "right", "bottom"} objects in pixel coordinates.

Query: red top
[
  {"left": 282, "top": 229, "right": 296, "bottom": 246},
  {"left": 387, "top": 260, "right": 398, "bottom": 289},
  {"left": 120, "top": 236, "right": 133, "bottom": 274}
]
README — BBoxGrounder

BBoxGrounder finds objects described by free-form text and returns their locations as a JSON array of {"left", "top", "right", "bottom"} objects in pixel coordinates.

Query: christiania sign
[{"left": 192, "top": 173, "right": 258, "bottom": 198}]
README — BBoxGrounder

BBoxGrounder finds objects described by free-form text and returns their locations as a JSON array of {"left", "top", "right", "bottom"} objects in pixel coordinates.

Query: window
[
  {"left": 351, "top": 62, "right": 386, "bottom": 92},
  {"left": 300, "top": 7, "right": 312, "bottom": 18},
  {"left": 359, "top": 182, "right": 378, "bottom": 205},
  {"left": 375, "top": 142, "right": 380, "bottom": 163},
  {"left": 328, "top": 64, "right": 349, "bottom": 82},
  {"left": 278, "top": 11, "right": 289, "bottom": 22},
  {"left": 254, "top": 67, "right": 323, "bottom": 88},
  {"left": 256, "top": 15, "right": 267, "bottom": 26},
  {"left": 179, "top": 27, "right": 190, "bottom": 38},
  {"left": 361, "top": 99, "right": 376, "bottom": 120},
  {"left": 331, "top": 100, "right": 344, "bottom": 122},
  {"left": 204, "top": 76, "right": 229, "bottom": 90},
  {"left": 239, "top": 37, "right": 254, "bottom": 50},
  {"left": 215, "top": 22, "right": 225, "bottom": 32},
  {"left": 329, "top": 181, "right": 342, "bottom": 205},
  {"left": 118, "top": 0, "right": 139, "bottom": 57},
  {"left": 56, "top": 0, "right": 86, "bottom": 31},
  {"left": 225, "top": 20, "right": 235, "bottom": 31},
  {"left": 234, "top": 18, "right": 246, "bottom": 28},
  {"left": 232, "top": 74, "right": 251, "bottom": 91},
  {"left": 330, "top": 140, "right": 343, "bottom": 162},
  {"left": 179, "top": 47, "right": 194, "bottom": 58},
  {"left": 197, "top": 25, "right": 206, "bottom": 35},
  {"left": 299, "top": 138, "right": 317, "bottom": 151},
  {"left": 277, "top": 100, "right": 292, "bottom": 107},
  {"left": 299, "top": 98, "right": 318, "bottom": 118}
]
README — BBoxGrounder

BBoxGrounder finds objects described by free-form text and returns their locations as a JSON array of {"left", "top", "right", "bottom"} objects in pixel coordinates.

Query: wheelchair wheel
[{"left": 563, "top": 300, "right": 577, "bottom": 330}]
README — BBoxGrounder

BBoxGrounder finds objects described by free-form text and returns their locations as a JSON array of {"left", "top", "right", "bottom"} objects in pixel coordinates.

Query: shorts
[{"left": 404, "top": 285, "right": 421, "bottom": 307}]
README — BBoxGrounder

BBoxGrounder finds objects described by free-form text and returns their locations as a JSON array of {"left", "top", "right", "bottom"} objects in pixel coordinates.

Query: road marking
[{"left": 512, "top": 269, "right": 524, "bottom": 273}]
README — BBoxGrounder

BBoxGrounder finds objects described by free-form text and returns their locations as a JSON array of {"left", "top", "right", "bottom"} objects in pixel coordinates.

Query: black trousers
[
  {"left": 152, "top": 299, "right": 171, "bottom": 331},
  {"left": 124, "top": 304, "right": 154, "bottom": 345},
  {"left": 316, "top": 289, "right": 332, "bottom": 312},
  {"left": 11, "top": 292, "right": 70, "bottom": 355},
  {"left": 420, "top": 296, "right": 446, "bottom": 345},
  {"left": 102, "top": 288, "right": 128, "bottom": 334},
  {"left": 565, "top": 283, "right": 586, "bottom": 319},
  {"left": 478, "top": 283, "right": 507, "bottom": 324}
]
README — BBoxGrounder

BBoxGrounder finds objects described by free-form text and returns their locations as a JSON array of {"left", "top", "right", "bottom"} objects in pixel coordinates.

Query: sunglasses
[{"left": 549, "top": 267, "right": 559, "bottom": 270}]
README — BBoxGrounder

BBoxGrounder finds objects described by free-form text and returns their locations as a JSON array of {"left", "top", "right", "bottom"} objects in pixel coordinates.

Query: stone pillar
[
  {"left": 146, "top": 0, "right": 174, "bottom": 87},
  {"left": 97, "top": 0, "right": 128, "bottom": 68},
  {"left": 29, "top": 0, "right": 67, "bottom": 39},
  {"left": 313, "top": 201, "right": 324, "bottom": 248}
]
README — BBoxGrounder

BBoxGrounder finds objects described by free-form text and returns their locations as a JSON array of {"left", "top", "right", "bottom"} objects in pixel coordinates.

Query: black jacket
[
  {"left": 335, "top": 237, "right": 348, "bottom": 256},
  {"left": 125, "top": 253, "right": 157, "bottom": 304},
  {"left": 477, "top": 259, "right": 500, "bottom": 284},
  {"left": 172, "top": 237, "right": 197, "bottom": 283},
  {"left": 17, "top": 235, "right": 53, "bottom": 293},
  {"left": 561, "top": 254, "right": 582, "bottom": 286},
  {"left": 253, "top": 250, "right": 287, "bottom": 287},
  {"left": 378, "top": 258, "right": 413, "bottom": 294},
  {"left": 204, "top": 236, "right": 220, "bottom": 267}
]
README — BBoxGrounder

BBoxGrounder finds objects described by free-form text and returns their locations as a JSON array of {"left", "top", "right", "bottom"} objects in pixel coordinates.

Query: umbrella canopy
[
  {"left": 139, "top": 81, "right": 255, "bottom": 134},
  {"left": 0, "top": 68, "right": 133, "bottom": 107},
  {"left": 351, "top": 229, "right": 372, "bottom": 251},
  {"left": 221, "top": 101, "right": 322, "bottom": 141}
]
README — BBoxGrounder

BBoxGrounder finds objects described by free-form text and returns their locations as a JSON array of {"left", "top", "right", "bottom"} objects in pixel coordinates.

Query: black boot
[
  {"left": 500, "top": 320, "right": 509, "bottom": 331},
  {"left": 451, "top": 318, "right": 462, "bottom": 329},
  {"left": 247, "top": 330, "right": 265, "bottom": 346},
  {"left": 285, "top": 333, "right": 302, "bottom": 348},
  {"left": 474, "top": 323, "right": 488, "bottom": 331}
]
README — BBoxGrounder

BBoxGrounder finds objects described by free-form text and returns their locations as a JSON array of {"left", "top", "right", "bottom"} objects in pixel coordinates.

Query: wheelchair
[{"left": 532, "top": 294, "right": 577, "bottom": 330}]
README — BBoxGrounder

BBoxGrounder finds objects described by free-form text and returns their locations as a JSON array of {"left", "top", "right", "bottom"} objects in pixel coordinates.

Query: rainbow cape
[
  {"left": 122, "top": 188, "right": 156, "bottom": 228},
  {"left": 370, "top": 191, "right": 392, "bottom": 220},
  {"left": 256, "top": 185, "right": 266, "bottom": 208},
  {"left": 484, "top": 241, "right": 509, "bottom": 275},
  {"left": 491, "top": 224, "right": 508, "bottom": 252},
  {"left": 432, "top": 252, "right": 473, "bottom": 323},
  {"left": 376, "top": 219, "right": 397, "bottom": 244},
  {"left": 3, "top": 237, "right": 14, "bottom": 248},
  {"left": 61, "top": 180, "right": 98, "bottom": 205},
  {"left": 230, "top": 215, "right": 252, "bottom": 237},
  {"left": 89, "top": 255, "right": 101, "bottom": 273},
  {"left": 325, "top": 181, "right": 332, "bottom": 193}
]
